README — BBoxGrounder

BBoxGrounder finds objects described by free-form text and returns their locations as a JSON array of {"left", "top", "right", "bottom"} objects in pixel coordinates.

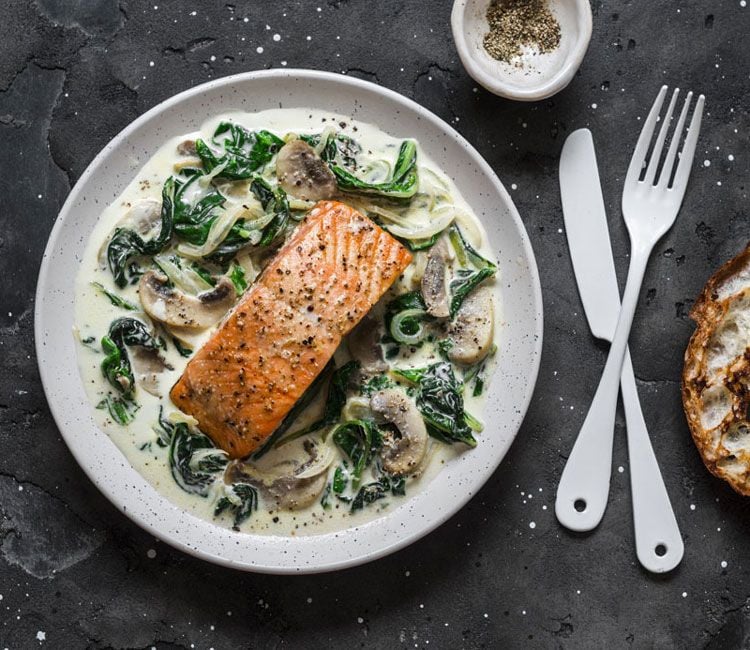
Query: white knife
[{"left": 556, "top": 128, "right": 683, "bottom": 573}]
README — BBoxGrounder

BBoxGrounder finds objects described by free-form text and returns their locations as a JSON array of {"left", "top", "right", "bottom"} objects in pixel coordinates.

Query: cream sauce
[{"left": 73, "top": 108, "right": 501, "bottom": 536}]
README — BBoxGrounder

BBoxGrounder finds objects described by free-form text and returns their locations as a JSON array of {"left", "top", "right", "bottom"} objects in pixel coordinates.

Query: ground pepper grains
[{"left": 483, "top": 0, "right": 561, "bottom": 64}]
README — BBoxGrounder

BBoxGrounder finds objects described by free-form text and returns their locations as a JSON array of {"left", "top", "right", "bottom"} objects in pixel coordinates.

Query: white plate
[{"left": 35, "top": 69, "right": 543, "bottom": 574}]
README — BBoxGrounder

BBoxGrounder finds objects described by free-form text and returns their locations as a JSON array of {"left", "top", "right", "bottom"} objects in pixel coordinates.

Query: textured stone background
[{"left": 1, "top": 0, "right": 749, "bottom": 648}]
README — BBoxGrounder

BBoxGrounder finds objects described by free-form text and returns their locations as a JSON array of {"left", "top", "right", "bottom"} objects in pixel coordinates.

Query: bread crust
[{"left": 682, "top": 242, "right": 750, "bottom": 496}]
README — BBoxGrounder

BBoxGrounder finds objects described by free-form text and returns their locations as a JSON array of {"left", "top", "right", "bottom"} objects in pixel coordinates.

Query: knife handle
[
  {"left": 620, "top": 349, "right": 684, "bottom": 573},
  {"left": 556, "top": 247, "right": 649, "bottom": 531}
]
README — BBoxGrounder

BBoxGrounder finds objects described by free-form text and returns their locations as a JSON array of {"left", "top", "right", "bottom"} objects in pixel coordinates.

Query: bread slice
[{"left": 683, "top": 243, "right": 750, "bottom": 495}]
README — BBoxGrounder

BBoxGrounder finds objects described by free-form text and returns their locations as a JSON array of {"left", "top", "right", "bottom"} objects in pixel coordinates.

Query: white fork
[{"left": 556, "top": 86, "right": 705, "bottom": 532}]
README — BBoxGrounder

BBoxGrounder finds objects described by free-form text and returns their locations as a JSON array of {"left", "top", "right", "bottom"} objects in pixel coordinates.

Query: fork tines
[{"left": 626, "top": 85, "right": 706, "bottom": 192}]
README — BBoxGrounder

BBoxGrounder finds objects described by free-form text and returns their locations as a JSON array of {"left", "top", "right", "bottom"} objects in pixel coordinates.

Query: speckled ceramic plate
[{"left": 35, "top": 69, "right": 543, "bottom": 574}]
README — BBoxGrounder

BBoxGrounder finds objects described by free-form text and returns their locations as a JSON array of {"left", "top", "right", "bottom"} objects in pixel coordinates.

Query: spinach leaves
[
  {"left": 351, "top": 474, "right": 405, "bottom": 512},
  {"left": 279, "top": 360, "right": 360, "bottom": 444},
  {"left": 195, "top": 122, "right": 283, "bottom": 180},
  {"left": 107, "top": 177, "right": 176, "bottom": 287},
  {"left": 162, "top": 418, "right": 227, "bottom": 496},
  {"left": 447, "top": 225, "right": 497, "bottom": 317},
  {"left": 384, "top": 291, "right": 430, "bottom": 347},
  {"left": 100, "top": 318, "right": 163, "bottom": 398},
  {"left": 330, "top": 419, "right": 380, "bottom": 488},
  {"left": 214, "top": 483, "right": 259, "bottom": 530},
  {"left": 330, "top": 140, "right": 419, "bottom": 199},
  {"left": 393, "top": 362, "right": 477, "bottom": 447}
]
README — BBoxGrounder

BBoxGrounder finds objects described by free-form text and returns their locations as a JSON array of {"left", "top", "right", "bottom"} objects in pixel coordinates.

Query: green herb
[
  {"left": 278, "top": 360, "right": 360, "bottom": 445},
  {"left": 191, "top": 263, "right": 216, "bottom": 286},
  {"left": 214, "top": 482, "right": 259, "bottom": 530},
  {"left": 360, "top": 374, "right": 394, "bottom": 397},
  {"left": 392, "top": 362, "right": 477, "bottom": 447},
  {"left": 96, "top": 395, "right": 139, "bottom": 425},
  {"left": 172, "top": 337, "right": 193, "bottom": 358},
  {"left": 228, "top": 264, "right": 248, "bottom": 294},
  {"left": 100, "top": 318, "right": 163, "bottom": 398},
  {"left": 302, "top": 131, "right": 362, "bottom": 168},
  {"left": 90, "top": 282, "right": 137, "bottom": 310},
  {"left": 331, "top": 419, "right": 381, "bottom": 488},
  {"left": 196, "top": 123, "right": 283, "bottom": 180},
  {"left": 107, "top": 177, "right": 176, "bottom": 287},
  {"left": 330, "top": 140, "right": 419, "bottom": 199},
  {"left": 332, "top": 464, "right": 348, "bottom": 494},
  {"left": 437, "top": 338, "right": 454, "bottom": 361},
  {"left": 168, "top": 422, "right": 227, "bottom": 496}
]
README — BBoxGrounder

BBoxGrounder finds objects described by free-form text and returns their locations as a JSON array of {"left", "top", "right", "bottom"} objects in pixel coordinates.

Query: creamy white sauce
[{"left": 73, "top": 108, "right": 501, "bottom": 536}]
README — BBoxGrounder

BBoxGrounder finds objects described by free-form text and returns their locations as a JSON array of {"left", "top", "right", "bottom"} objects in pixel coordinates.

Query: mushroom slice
[
  {"left": 370, "top": 389, "right": 428, "bottom": 477},
  {"left": 130, "top": 346, "right": 172, "bottom": 396},
  {"left": 348, "top": 316, "right": 388, "bottom": 374},
  {"left": 177, "top": 139, "right": 197, "bottom": 156},
  {"left": 448, "top": 286, "right": 494, "bottom": 365},
  {"left": 276, "top": 139, "right": 338, "bottom": 201},
  {"left": 228, "top": 438, "right": 334, "bottom": 510},
  {"left": 138, "top": 270, "right": 236, "bottom": 330},
  {"left": 421, "top": 240, "right": 450, "bottom": 318}
]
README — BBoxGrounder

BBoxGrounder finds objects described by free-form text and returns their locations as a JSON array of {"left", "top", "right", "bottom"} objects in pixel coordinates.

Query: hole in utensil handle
[
  {"left": 574, "top": 499, "right": 587, "bottom": 512},
  {"left": 655, "top": 544, "right": 667, "bottom": 557}
]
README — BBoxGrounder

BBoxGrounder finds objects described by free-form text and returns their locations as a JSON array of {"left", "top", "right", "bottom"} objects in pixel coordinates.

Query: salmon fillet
[{"left": 170, "top": 200, "right": 412, "bottom": 458}]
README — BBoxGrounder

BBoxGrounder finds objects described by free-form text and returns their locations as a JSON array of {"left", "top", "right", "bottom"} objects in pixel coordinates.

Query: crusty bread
[{"left": 683, "top": 243, "right": 750, "bottom": 496}]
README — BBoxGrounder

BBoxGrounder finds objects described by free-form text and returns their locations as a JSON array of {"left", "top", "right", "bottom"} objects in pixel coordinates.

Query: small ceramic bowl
[{"left": 451, "top": 0, "right": 592, "bottom": 101}]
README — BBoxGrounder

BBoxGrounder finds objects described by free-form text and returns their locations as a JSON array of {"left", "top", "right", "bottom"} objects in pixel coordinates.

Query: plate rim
[{"left": 34, "top": 68, "right": 543, "bottom": 574}]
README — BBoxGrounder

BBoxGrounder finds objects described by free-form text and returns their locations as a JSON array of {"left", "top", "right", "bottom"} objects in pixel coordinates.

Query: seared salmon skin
[{"left": 170, "top": 200, "right": 412, "bottom": 458}]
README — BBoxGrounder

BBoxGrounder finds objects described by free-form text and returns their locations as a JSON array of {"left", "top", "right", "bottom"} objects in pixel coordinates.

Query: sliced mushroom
[
  {"left": 348, "top": 316, "right": 388, "bottom": 374},
  {"left": 138, "top": 270, "right": 236, "bottom": 329},
  {"left": 420, "top": 240, "right": 450, "bottom": 318},
  {"left": 130, "top": 346, "right": 172, "bottom": 396},
  {"left": 448, "top": 286, "right": 494, "bottom": 365},
  {"left": 370, "top": 389, "right": 428, "bottom": 477},
  {"left": 177, "top": 139, "right": 197, "bottom": 156},
  {"left": 228, "top": 438, "right": 333, "bottom": 510},
  {"left": 276, "top": 139, "right": 338, "bottom": 201}
]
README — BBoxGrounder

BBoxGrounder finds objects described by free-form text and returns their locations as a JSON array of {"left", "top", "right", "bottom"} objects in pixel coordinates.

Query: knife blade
[
  {"left": 557, "top": 127, "right": 683, "bottom": 572},
  {"left": 559, "top": 128, "right": 619, "bottom": 342}
]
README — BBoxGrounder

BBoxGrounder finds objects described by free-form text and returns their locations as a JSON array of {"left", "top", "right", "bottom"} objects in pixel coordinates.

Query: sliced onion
[
  {"left": 154, "top": 255, "right": 213, "bottom": 295},
  {"left": 313, "top": 126, "right": 336, "bottom": 156},
  {"left": 382, "top": 208, "right": 455, "bottom": 241},
  {"left": 390, "top": 308, "right": 429, "bottom": 345},
  {"left": 454, "top": 210, "right": 484, "bottom": 249},
  {"left": 342, "top": 396, "right": 373, "bottom": 421},
  {"left": 177, "top": 204, "right": 247, "bottom": 258},
  {"left": 198, "top": 160, "right": 228, "bottom": 188}
]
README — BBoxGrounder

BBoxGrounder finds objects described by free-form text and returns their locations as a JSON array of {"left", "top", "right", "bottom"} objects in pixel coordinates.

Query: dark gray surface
[{"left": 1, "top": 1, "right": 749, "bottom": 648}]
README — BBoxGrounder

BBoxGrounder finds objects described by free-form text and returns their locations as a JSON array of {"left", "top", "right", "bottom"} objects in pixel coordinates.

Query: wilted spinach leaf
[
  {"left": 196, "top": 122, "right": 283, "bottom": 180},
  {"left": 107, "top": 177, "right": 176, "bottom": 287},
  {"left": 214, "top": 482, "right": 259, "bottom": 529},
  {"left": 100, "top": 318, "right": 163, "bottom": 398},
  {"left": 168, "top": 422, "right": 227, "bottom": 496}
]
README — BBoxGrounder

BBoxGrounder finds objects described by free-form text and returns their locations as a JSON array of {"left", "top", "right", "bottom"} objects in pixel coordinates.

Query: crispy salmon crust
[
  {"left": 682, "top": 243, "right": 750, "bottom": 495},
  {"left": 170, "top": 200, "right": 412, "bottom": 459}
]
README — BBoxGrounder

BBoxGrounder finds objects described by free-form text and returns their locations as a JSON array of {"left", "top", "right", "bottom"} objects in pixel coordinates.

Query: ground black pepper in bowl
[{"left": 483, "top": 0, "right": 561, "bottom": 65}]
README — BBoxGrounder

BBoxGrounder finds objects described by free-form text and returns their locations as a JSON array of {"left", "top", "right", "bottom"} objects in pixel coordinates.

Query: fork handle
[
  {"left": 555, "top": 247, "right": 649, "bottom": 531},
  {"left": 621, "top": 349, "right": 684, "bottom": 572}
]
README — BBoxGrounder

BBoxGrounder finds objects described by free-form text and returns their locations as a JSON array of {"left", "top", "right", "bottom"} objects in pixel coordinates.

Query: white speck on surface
[
  {"left": 690, "top": 504, "right": 696, "bottom": 510},
  {"left": 682, "top": 592, "right": 688, "bottom": 598},
  {"left": 405, "top": 570, "right": 410, "bottom": 577},
  {"left": 149, "top": 61, "right": 154, "bottom": 67},
  {"left": 741, "top": 1, "right": 747, "bottom": 8},
  {"left": 511, "top": 183, "right": 517, "bottom": 190},
  {"left": 281, "top": 60, "right": 287, "bottom": 66},
  {"left": 591, "top": 103, "right": 598, "bottom": 109},
  {"left": 542, "top": 505, "right": 547, "bottom": 510},
  {"left": 306, "top": 35, "right": 312, "bottom": 41},
  {"left": 36, "top": 631, "right": 46, "bottom": 642},
  {"left": 210, "top": 55, "right": 216, "bottom": 61},
  {"left": 721, "top": 560, "right": 728, "bottom": 568},
  {"left": 256, "top": 46, "right": 264, "bottom": 53},
  {"left": 189, "top": 10, "right": 196, "bottom": 16},
  {"left": 529, "top": 521, "right": 536, "bottom": 529},
  {"left": 728, "top": 154, "right": 735, "bottom": 161},
  {"left": 357, "top": 617, "right": 364, "bottom": 624},
  {"left": 147, "top": 548, "right": 156, "bottom": 559},
  {"left": 307, "top": 597, "right": 313, "bottom": 603},
  {"left": 703, "top": 159, "right": 711, "bottom": 167},
  {"left": 37, "top": 194, "right": 42, "bottom": 199},
  {"left": 273, "top": 33, "right": 281, "bottom": 41},
  {"left": 618, "top": 466, "right": 624, "bottom": 473},
  {"left": 243, "top": 16, "right": 249, "bottom": 22},
  {"left": 484, "top": 613, "right": 489, "bottom": 618},
  {"left": 522, "top": 610, "right": 527, "bottom": 615}
]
